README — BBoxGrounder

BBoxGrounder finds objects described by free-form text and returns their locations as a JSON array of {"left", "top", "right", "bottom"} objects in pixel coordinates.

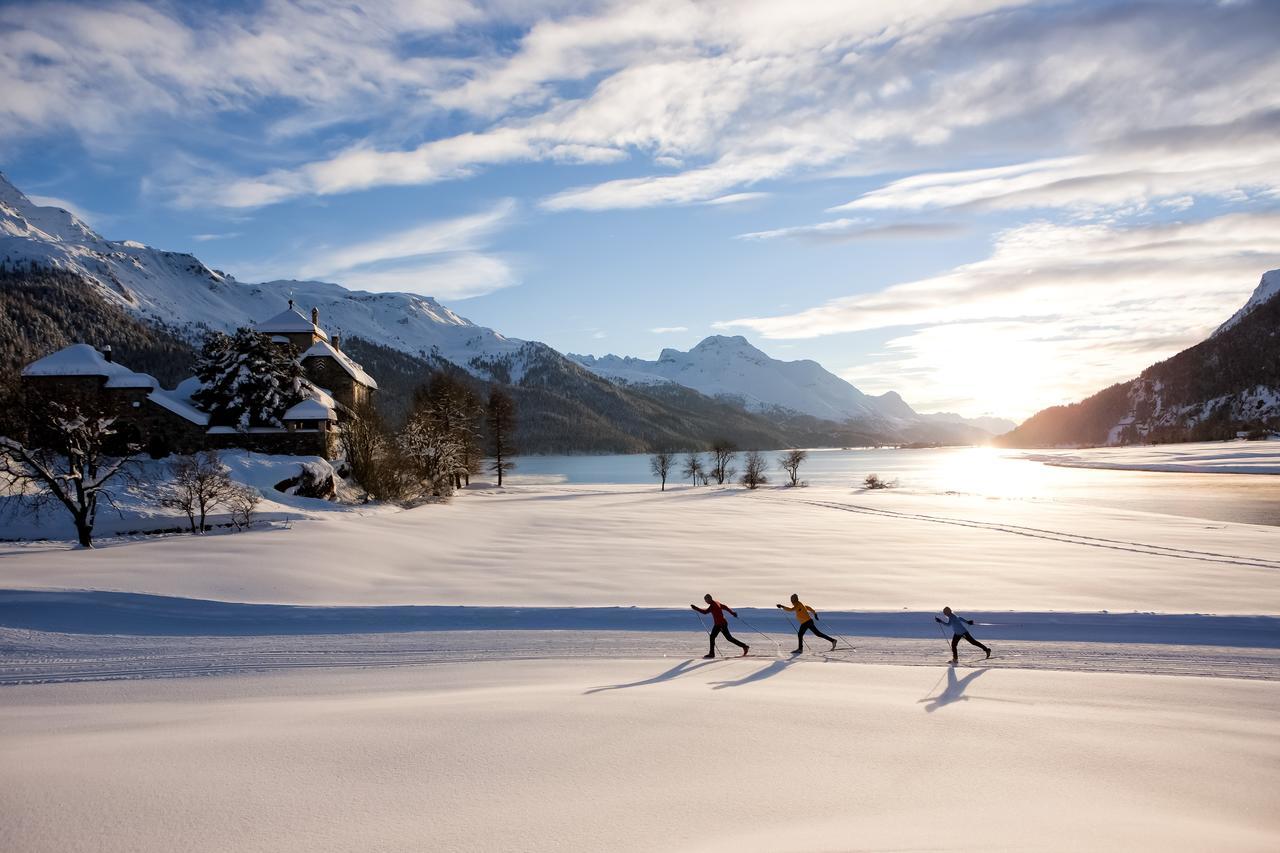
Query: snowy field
[
  {"left": 3, "top": 459, "right": 1279, "bottom": 851},
  {"left": 2, "top": 661, "right": 1277, "bottom": 852},
  {"left": 3, "top": 484, "right": 1279, "bottom": 614}
]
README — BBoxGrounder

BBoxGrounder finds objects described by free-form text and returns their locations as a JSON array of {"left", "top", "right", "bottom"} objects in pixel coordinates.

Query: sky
[{"left": 2, "top": 0, "right": 1279, "bottom": 420}]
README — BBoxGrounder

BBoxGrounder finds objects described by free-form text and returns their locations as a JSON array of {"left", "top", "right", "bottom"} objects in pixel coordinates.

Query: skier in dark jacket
[
  {"left": 692, "top": 594, "right": 749, "bottom": 658},
  {"left": 936, "top": 606, "right": 991, "bottom": 663}
]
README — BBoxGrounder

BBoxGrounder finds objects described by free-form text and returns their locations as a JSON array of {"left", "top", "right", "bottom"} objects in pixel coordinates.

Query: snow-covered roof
[
  {"left": 147, "top": 390, "right": 210, "bottom": 425},
  {"left": 301, "top": 339, "right": 379, "bottom": 389},
  {"left": 104, "top": 371, "right": 158, "bottom": 390},
  {"left": 283, "top": 398, "right": 337, "bottom": 421},
  {"left": 22, "top": 344, "right": 151, "bottom": 384},
  {"left": 254, "top": 307, "right": 329, "bottom": 340}
]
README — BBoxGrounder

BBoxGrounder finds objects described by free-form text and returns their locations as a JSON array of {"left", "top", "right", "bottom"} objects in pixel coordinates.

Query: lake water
[{"left": 508, "top": 446, "right": 1280, "bottom": 527}]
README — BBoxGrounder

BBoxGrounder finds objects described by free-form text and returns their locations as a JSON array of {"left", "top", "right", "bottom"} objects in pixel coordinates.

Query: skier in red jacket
[{"left": 691, "top": 594, "right": 749, "bottom": 658}]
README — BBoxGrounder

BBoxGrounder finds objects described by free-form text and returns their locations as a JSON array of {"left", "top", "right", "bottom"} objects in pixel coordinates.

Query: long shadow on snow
[{"left": 584, "top": 658, "right": 724, "bottom": 694}]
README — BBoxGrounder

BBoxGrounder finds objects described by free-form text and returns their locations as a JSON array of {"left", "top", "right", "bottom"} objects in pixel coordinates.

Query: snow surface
[
  {"left": 1, "top": 662, "right": 1276, "bottom": 852},
  {"left": 1026, "top": 440, "right": 1280, "bottom": 474},
  {"left": 4, "top": 485, "right": 1279, "bottom": 614}
]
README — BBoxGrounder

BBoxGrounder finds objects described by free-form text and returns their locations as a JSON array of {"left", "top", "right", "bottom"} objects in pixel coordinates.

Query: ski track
[
  {"left": 774, "top": 496, "right": 1280, "bottom": 569},
  {"left": 1, "top": 629, "right": 1276, "bottom": 685}
]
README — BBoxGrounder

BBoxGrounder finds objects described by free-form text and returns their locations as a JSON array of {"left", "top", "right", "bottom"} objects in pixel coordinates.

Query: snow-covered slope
[
  {"left": 572, "top": 335, "right": 903, "bottom": 423},
  {"left": 1215, "top": 269, "right": 1280, "bottom": 336},
  {"left": 0, "top": 173, "right": 524, "bottom": 374}
]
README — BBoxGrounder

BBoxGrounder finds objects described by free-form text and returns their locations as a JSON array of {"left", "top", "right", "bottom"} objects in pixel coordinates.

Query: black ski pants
[
  {"left": 797, "top": 620, "right": 835, "bottom": 650},
  {"left": 951, "top": 632, "right": 989, "bottom": 656},
  {"left": 710, "top": 624, "right": 748, "bottom": 655}
]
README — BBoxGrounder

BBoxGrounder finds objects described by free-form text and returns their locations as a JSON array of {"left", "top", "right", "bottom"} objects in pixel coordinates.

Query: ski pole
[
  {"left": 736, "top": 614, "right": 783, "bottom": 656},
  {"left": 694, "top": 610, "right": 725, "bottom": 658}
]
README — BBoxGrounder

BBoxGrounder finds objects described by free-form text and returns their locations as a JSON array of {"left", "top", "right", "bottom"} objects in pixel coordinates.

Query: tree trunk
[{"left": 74, "top": 513, "right": 93, "bottom": 548}]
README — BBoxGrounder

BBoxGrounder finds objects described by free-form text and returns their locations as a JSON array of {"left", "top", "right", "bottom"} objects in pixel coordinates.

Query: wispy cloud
[
  {"left": 737, "top": 219, "right": 965, "bottom": 243},
  {"left": 191, "top": 232, "right": 240, "bottom": 242},
  {"left": 26, "top": 194, "right": 102, "bottom": 227},
  {"left": 9, "top": 0, "right": 1277, "bottom": 217},
  {"left": 292, "top": 199, "right": 518, "bottom": 300},
  {"left": 650, "top": 326, "right": 688, "bottom": 334},
  {"left": 719, "top": 211, "right": 1280, "bottom": 417}
]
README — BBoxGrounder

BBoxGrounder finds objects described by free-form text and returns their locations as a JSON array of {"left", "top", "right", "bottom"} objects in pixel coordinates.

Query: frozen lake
[{"left": 509, "top": 445, "right": 1280, "bottom": 526}]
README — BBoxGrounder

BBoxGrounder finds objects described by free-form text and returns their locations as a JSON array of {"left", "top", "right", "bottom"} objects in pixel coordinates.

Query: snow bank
[
  {"left": 3, "top": 485, "right": 1278, "bottom": 614},
  {"left": 2, "top": 661, "right": 1276, "bottom": 852}
]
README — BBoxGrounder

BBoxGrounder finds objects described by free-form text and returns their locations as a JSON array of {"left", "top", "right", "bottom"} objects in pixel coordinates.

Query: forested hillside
[{"left": 0, "top": 266, "right": 197, "bottom": 386}]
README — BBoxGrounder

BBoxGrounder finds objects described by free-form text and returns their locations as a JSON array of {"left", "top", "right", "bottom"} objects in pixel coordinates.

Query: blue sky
[{"left": 3, "top": 0, "right": 1279, "bottom": 419}]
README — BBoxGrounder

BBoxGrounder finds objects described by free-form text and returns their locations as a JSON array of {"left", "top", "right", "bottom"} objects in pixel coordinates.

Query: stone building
[{"left": 18, "top": 305, "right": 378, "bottom": 460}]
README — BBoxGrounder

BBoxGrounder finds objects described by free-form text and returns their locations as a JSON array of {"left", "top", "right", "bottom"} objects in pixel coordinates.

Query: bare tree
[
  {"left": 740, "top": 450, "right": 768, "bottom": 489},
  {"left": 708, "top": 439, "right": 738, "bottom": 485},
  {"left": 682, "top": 451, "right": 704, "bottom": 486},
  {"left": 0, "top": 402, "right": 138, "bottom": 548},
  {"left": 165, "top": 450, "right": 235, "bottom": 534},
  {"left": 226, "top": 484, "right": 261, "bottom": 530},
  {"left": 486, "top": 388, "right": 517, "bottom": 487},
  {"left": 649, "top": 450, "right": 675, "bottom": 490},
  {"left": 340, "top": 402, "right": 414, "bottom": 502},
  {"left": 777, "top": 448, "right": 808, "bottom": 487}
]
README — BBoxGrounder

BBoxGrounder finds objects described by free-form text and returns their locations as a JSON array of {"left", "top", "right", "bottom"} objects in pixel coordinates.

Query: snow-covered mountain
[
  {"left": 571, "top": 335, "right": 900, "bottom": 422},
  {"left": 0, "top": 173, "right": 528, "bottom": 376},
  {"left": 570, "top": 335, "right": 1011, "bottom": 436}
]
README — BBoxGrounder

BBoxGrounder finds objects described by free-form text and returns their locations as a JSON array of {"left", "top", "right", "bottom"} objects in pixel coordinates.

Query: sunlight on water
[{"left": 509, "top": 446, "right": 1280, "bottom": 527}]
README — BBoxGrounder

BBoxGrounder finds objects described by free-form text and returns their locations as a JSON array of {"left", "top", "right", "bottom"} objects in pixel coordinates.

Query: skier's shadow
[
  {"left": 918, "top": 665, "right": 991, "bottom": 713},
  {"left": 709, "top": 658, "right": 795, "bottom": 690},
  {"left": 584, "top": 658, "right": 723, "bottom": 694}
]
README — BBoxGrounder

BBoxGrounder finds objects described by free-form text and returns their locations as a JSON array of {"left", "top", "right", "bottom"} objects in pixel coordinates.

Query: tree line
[{"left": 649, "top": 442, "right": 810, "bottom": 491}]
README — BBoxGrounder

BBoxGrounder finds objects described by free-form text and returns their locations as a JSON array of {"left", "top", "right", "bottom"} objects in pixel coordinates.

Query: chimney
[
  {"left": 311, "top": 307, "right": 319, "bottom": 326},
  {"left": 288, "top": 298, "right": 294, "bottom": 310},
  {"left": 103, "top": 344, "right": 113, "bottom": 363},
  {"left": 332, "top": 334, "right": 341, "bottom": 351}
]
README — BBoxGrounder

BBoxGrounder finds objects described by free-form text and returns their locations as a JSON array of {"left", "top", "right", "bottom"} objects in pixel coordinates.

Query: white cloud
[
  {"left": 650, "top": 326, "right": 688, "bottom": 334},
  {"left": 297, "top": 199, "right": 515, "bottom": 279},
  {"left": 737, "top": 218, "right": 964, "bottom": 242},
  {"left": 191, "top": 232, "right": 240, "bottom": 242},
  {"left": 288, "top": 199, "right": 518, "bottom": 300},
  {"left": 342, "top": 253, "right": 517, "bottom": 301},
  {"left": 719, "top": 211, "right": 1280, "bottom": 417},
  {"left": 834, "top": 112, "right": 1280, "bottom": 215},
  {"left": 13, "top": 0, "right": 1276, "bottom": 217}
]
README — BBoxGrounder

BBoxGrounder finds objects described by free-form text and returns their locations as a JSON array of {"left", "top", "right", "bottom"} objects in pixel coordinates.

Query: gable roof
[
  {"left": 22, "top": 344, "right": 153, "bottom": 385},
  {"left": 301, "top": 339, "right": 378, "bottom": 389},
  {"left": 254, "top": 307, "right": 329, "bottom": 340},
  {"left": 283, "top": 398, "right": 337, "bottom": 421}
]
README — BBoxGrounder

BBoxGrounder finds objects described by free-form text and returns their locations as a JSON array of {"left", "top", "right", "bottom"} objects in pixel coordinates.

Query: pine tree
[{"left": 193, "top": 329, "right": 306, "bottom": 429}]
